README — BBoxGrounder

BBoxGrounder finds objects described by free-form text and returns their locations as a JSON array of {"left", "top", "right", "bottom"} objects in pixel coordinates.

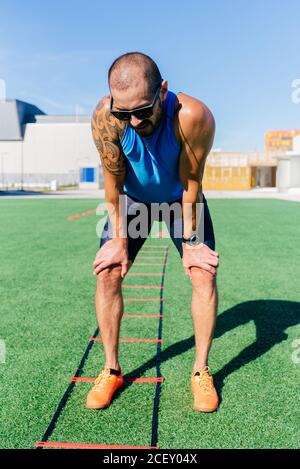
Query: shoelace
[
  {"left": 93, "top": 370, "right": 114, "bottom": 392},
  {"left": 195, "top": 367, "right": 213, "bottom": 395},
  {"left": 199, "top": 374, "right": 213, "bottom": 395}
]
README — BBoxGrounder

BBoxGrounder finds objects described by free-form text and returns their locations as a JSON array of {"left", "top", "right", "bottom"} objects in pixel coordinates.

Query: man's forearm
[
  {"left": 105, "top": 193, "right": 127, "bottom": 239},
  {"left": 182, "top": 189, "right": 202, "bottom": 239}
]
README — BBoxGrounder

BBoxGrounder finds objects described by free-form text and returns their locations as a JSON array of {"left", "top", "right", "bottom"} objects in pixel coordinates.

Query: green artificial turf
[{"left": 0, "top": 198, "right": 299, "bottom": 449}]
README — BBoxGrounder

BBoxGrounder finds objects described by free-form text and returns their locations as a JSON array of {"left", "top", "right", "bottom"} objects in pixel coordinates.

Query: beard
[
  {"left": 131, "top": 101, "right": 164, "bottom": 137},
  {"left": 132, "top": 120, "right": 154, "bottom": 136}
]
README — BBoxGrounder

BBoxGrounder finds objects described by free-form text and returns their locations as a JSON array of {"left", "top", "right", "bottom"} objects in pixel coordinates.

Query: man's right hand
[{"left": 93, "top": 238, "right": 129, "bottom": 278}]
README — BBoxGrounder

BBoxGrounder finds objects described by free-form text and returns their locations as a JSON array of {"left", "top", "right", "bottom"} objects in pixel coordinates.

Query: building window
[{"left": 80, "top": 167, "right": 95, "bottom": 183}]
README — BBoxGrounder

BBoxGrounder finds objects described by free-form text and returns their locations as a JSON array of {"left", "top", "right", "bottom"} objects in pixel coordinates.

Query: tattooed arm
[
  {"left": 91, "top": 97, "right": 127, "bottom": 238},
  {"left": 91, "top": 97, "right": 130, "bottom": 277}
]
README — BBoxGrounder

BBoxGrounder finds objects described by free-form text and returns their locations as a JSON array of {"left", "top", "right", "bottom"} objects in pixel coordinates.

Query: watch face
[{"left": 186, "top": 235, "right": 201, "bottom": 246}]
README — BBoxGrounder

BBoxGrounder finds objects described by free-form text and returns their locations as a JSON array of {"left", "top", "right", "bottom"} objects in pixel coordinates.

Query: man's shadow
[{"left": 118, "top": 300, "right": 300, "bottom": 399}]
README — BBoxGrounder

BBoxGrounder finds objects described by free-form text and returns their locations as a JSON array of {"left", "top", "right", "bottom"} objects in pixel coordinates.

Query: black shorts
[{"left": 99, "top": 193, "right": 216, "bottom": 262}]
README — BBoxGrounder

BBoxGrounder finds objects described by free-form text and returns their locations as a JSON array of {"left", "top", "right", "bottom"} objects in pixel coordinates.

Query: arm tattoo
[{"left": 91, "top": 100, "right": 126, "bottom": 176}]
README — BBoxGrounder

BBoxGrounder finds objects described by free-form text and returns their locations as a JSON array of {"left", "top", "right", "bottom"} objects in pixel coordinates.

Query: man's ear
[{"left": 161, "top": 79, "right": 168, "bottom": 101}]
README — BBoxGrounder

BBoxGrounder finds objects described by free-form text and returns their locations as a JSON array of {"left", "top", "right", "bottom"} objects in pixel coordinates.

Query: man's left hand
[{"left": 182, "top": 243, "right": 219, "bottom": 279}]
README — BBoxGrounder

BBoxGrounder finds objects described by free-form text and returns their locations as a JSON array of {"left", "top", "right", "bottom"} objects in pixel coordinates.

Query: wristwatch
[{"left": 182, "top": 234, "right": 202, "bottom": 246}]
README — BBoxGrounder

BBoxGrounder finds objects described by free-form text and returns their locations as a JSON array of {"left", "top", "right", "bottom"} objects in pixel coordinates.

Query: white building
[
  {"left": 294, "top": 134, "right": 300, "bottom": 153},
  {"left": 272, "top": 135, "right": 300, "bottom": 193},
  {"left": 0, "top": 99, "right": 100, "bottom": 189}
]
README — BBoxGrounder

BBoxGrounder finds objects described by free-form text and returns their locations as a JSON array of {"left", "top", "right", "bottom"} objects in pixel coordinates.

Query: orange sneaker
[
  {"left": 191, "top": 366, "right": 219, "bottom": 413},
  {"left": 86, "top": 367, "right": 124, "bottom": 409}
]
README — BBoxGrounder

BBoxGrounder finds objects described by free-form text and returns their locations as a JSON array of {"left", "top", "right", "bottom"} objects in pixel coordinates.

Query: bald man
[{"left": 87, "top": 52, "right": 220, "bottom": 413}]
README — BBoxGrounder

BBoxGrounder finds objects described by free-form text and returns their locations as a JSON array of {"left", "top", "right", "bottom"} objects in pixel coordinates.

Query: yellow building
[
  {"left": 202, "top": 151, "right": 277, "bottom": 190},
  {"left": 202, "top": 130, "right": 300, "bottom": 190},
  {"left": 265, "top": 130, "right": 300, "bottom": 153}
]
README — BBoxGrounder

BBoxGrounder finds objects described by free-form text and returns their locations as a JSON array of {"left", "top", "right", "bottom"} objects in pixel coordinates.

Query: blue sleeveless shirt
[{"left": 121, "top": 90, "right": 183, "bottom": 203}]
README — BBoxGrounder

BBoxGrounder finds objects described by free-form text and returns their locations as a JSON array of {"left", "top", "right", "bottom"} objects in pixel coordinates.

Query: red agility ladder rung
[
  {"left": 156, "top": 231, "right": 168, "bottom": 238},
  {"left": 89, "top": 337, "right": 162, "bottom": 343},
  {"left": 127, "top": 273, "right": 165, "bottom": 276},
  {"left": 126, "top": 377, "right": 165, "bottom": 383},
  {"left": 71, "top": 377, "right": 95, "bottom": 383},
  {"left": 67, "top": 209, "right": 96, "bottom": 220},
  {"left": 122, "top": 285, "right": 163, "bottom": 289},
  {"left": 124, "top": 298, "right": 164, "bottom": 302},
  {"left": 138, "top": 256, "right": 166, "bottom": 259},
  {"left": 123, "top": 314, "right": 164, "bottom": 318},
  {"left": 81, "top": 209, "right": 96, "bottom": 216},
  {"left": 141, "top": 249, "right": 168, "bottom": 253},
  {"left": 71, "top": 376, "right": 165, "bottom": 384},
  {"left": 143, "top": 245, "right": 169, "bottom": 248},
  {"left": 134, "top": 263, "right": 166, "bottom": 266},
  {"left": 35, "top": 441, "right": 158, "bottom": 449}
]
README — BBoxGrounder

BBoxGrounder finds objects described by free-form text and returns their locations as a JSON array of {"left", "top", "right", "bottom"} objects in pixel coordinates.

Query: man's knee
[
  {"left": 190, "top": 266, "right": 216, "bottom": 293},
  {"left": 190, "top": 267, "right": 217, "bottom": 307},
  {"left": 96, "top": 265, "right": 123, "bottom": 291}
]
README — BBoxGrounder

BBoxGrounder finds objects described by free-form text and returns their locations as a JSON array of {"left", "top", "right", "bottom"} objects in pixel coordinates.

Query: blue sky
[{"left": 0, "top": 0, "right": 299, "bottom": 150}]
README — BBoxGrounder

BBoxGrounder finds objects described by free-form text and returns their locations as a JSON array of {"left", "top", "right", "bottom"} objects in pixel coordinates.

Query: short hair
[{"left": 108, "top": 52, "right": 162, "bottom": 96}]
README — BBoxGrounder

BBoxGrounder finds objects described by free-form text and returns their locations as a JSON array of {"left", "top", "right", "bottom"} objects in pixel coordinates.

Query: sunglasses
[{"left": 109, "top": 86, "right": 161, "bottom": 121}]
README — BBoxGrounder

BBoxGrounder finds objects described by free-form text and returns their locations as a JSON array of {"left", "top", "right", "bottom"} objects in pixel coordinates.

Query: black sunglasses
[{"left": 109, "top": 86, "right": 161, "bottom": 121}]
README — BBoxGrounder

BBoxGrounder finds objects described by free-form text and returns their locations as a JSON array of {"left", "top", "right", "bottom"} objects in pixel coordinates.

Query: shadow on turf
[
  {"left": 116, "top": 299, "right": 300, "bottom": 403},
  {"left": 0, "top": 190, "right": 49, "bottom": 196}
]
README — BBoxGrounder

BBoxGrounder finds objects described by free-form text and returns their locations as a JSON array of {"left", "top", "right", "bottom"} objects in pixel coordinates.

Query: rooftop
[{"left": 0, "top": 99, "right": 45, "bottom": 140}]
